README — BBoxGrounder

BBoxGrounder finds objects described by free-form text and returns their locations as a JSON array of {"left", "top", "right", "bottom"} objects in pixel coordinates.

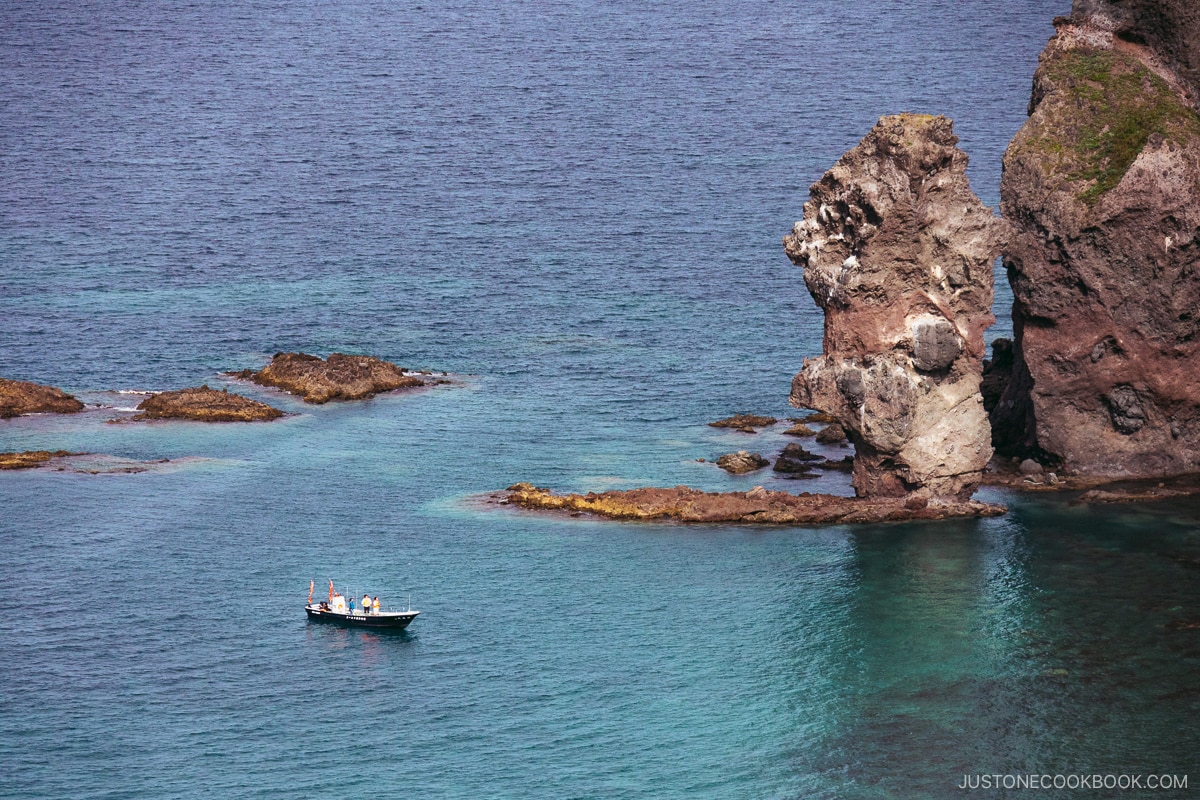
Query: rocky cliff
[
  {"left": 784, "top": 114, "right": 1007, "bottom": 499},
  {"left": 996, "top": 5, "right": 1200, "bottom": 477}
]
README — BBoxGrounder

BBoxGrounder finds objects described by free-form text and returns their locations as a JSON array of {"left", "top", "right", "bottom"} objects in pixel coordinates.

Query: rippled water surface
[{"left": 3, "top": 1, "right": 1199, "bottom": 798}]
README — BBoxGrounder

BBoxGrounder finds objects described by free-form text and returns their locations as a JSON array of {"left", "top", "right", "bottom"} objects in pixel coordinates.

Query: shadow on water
[{"left": 780, "top": 501, "right": 1200, "bottom": 799}]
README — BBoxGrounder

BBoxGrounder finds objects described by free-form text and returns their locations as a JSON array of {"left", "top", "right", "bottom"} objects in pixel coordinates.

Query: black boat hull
[{"left": 305, "top": 605, "right": 419, "bottom": 629}]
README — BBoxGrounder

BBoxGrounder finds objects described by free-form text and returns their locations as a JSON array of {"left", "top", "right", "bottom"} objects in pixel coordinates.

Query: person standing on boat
[
  {"left": 362, "top": 593, "right": 372, "bottom": 615},
  {"left": 349, "top": 596, "right": 355, "bottom": 614},
  {"left": 372, "top": 596, "right": 380, "bottom": 615}
]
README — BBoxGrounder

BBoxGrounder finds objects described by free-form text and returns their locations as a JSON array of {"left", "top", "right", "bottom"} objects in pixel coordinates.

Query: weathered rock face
[
  {"left": 234, "top": 353, "right": 431, "bottom": 404},
  {"left": 132, "top": 387, "right": 284, "bottom": 422},
  {"left": 997, "top": 9, "right": 1200, "bottom": 477},
  {"left": 0, "top": 377, "right": 85, "bottom": 418},
  {"left": 784, "top": 114, "right": 1007, "bottom": 498}
]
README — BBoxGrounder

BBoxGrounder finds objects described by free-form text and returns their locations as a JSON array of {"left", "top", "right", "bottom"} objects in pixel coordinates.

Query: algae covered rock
[{"left": 784, "top": 114, "right": 1006, "bottom": 498}]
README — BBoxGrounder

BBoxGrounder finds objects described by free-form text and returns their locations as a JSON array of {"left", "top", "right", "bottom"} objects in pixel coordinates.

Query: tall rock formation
[
  {"left": 784, "top": 115, "right": 1007, "bottom": 499},
  {"left": 997, "top": 4, "right": 1200, "bottom": 477}
]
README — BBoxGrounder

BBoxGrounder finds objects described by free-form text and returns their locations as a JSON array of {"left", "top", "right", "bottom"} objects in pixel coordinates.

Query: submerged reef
[
  {"left": 0, "top": 377, "right": 85, "bottom": 418},
  {"left": 784, "top": 114, "right": 1007, "bottom": 499},
  {"left": 233, "top": 352, "right": 440, "bottom": 404},
  {"left": 995, "top": 3, "right": 1200, "bottom": 479}
]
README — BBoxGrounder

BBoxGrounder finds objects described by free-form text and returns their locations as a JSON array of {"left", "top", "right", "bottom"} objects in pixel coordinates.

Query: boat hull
[{"left": 305, "top": 604, "right": 419, "bottom": 629}]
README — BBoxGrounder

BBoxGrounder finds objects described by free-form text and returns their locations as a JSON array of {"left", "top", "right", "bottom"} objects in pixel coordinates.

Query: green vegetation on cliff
[{"left": 1018, "top": 48, "right": 1200, "bottom": 204}]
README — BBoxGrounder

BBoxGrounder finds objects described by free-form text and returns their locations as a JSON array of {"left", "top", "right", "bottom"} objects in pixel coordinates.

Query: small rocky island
[
  {"left": 0, "top": 377, "right": 84, "bottom": 418},
  {"left": 131, "top": 387, "right": 284, "bottom": 422},
  {"left": 233, "top": 352, "right": 439, "bottom": 404}
]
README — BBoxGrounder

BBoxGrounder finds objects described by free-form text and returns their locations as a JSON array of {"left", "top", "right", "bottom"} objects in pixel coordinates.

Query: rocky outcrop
[
  {"left": 0, "top": 450, "right": 77, "bottom": 470},
  {"left": 784, "top": 114, "right": 1007, "bottom": 499},
  {"left": 997, "top": 7, "right": 1200, "bottom": 477},
  {"left": 773, "top": 443, "right": 823, "bottom": 476},
  {"left": 500, "top": 483, "right": 1005, "bottom": 525},
  {"left": 0, "top": 378, "right": 84, "bottom": 418},
  {"left": 782, "top": 421, "right": 816, "bottom": 437},
  {"left": 708, "top": 414, "right": 777, "bottom": 432},
  {"left": 716, "top": 451, "right": 769, "bottom": 474},
  {"left": 234, "top": 353, "right": 434, "bottom": 404},
  {"left": 131, "top": 387, "right": 284, "bottom": 422}
]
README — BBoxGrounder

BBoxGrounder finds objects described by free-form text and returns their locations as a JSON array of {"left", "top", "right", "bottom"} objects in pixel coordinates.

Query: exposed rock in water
[
  {"left": 782, "top": 421, "right": 817, "bottom": 437},
  {"left": 773, "top": 442, "right": 823, "bottom": 476},
  {"left": 716, "top": 451, "right": 769, "bottom": 474},
  {"left": 998, "top": 7, "right": 1200, "bottom": 478},
  {"left": 0, "top": 378, "right": 85, "bottom": 418},
  {"left": 131, "top": 387, "right": 284, "bottom": 422},
  {"left": 814, "top": 423, "right": 847, "bottom": 444},
  {"left": 784, "top": 114, "right": 1007, "bottom": 499},
  {"left": 501, "top": 483, "right": 1005, "bottom": 525},
  {"left": 0, "top": 450, "right": 78, "bottom": 470},
  {"left": 708, "top": 414, "right": 777, "bottom": 432},
  {"left": 798, "top": 411, "right": 840, "bottom": 424},
  {"left": 234, "top": 353, "right": 433, "bottom": 404}
]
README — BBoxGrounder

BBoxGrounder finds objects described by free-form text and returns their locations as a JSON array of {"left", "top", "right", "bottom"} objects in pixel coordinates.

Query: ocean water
[{"left": 2, "top": 1, "right": 1199, "bottom": 798}]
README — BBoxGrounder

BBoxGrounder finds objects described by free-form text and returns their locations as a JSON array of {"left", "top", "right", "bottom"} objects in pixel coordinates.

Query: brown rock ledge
[
  {"left": 0, "top": 378, "right": 85, "bottom": 418},
  {"left": 130, "top": 387, "right": 284, "bottom": 422},
  {"left": 499, "top": 483, "right": 1005, "bottom": 525},
  {"left": 0, "top": 450, "right": 79, "bottom": 470},
  {"left": 233, "top": 352, "right": 437, "bottom": 404}
]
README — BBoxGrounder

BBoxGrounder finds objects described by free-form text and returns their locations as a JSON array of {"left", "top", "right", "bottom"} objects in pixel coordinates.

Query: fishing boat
[{"left": 304, "top": 580, "right": 420, "bottom": 630}]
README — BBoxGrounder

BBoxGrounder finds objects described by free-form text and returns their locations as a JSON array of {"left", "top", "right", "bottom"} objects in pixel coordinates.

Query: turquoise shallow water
[{"left": 3, "top": 1, "right": 1199, "bottom": 797}]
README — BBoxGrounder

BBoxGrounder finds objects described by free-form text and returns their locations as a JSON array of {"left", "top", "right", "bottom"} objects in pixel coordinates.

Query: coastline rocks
[
  {"left": 716, "top": 451, "right": 769, "bottom": 474},
  {"left": 0, "top": 378, "right": 85, "bottom": 418},
  {"left": 131, "top": 387, "right": 284, "bottom": 422},
  {"left": 997, "top": 8, "right": 1200, "bottom": 478},
  {"left": 501, "top": 483, "right": 1006, "bottom": 525},
  {"left": 773, "top": 442, "right": 823, "bottom": 476},
  {"left": 708, "top": 414, "right": 777, "bottom": 433},
  {"left": 784, "top": 114, "right": 1007, "bottom": 499},
  {"left": 0, "top": 450, "right": 77, "bottom": 470},
  {"left": 814, "top": 423, "right": 847, "bottom": 444},
  {"left": 234, "top": 352, "right": 432, "bottom": 404},
  {"left": 782, "top": 422, "right": 817, "bottom": 437}
]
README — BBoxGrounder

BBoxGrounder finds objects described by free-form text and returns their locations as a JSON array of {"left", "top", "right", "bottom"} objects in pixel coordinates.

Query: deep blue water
[{"left": 3, "top": 1, "right": 1199, "bottom": 797}]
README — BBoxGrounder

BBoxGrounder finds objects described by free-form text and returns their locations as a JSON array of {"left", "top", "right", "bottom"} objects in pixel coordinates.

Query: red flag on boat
[
  {"left": 328, "top": 579, "right": 334, "bottom": 603},
  {"left": 308, "top": 580, "right": 314, "bottom": 604}
]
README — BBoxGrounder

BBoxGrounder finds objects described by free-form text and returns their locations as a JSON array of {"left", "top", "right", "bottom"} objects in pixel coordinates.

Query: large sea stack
[
  {"left": 996, "top": 2, "right": 1200, "bottom": 477},
  {"left": 784, "top": 114, "right": 1007, "bottom": 499}
]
